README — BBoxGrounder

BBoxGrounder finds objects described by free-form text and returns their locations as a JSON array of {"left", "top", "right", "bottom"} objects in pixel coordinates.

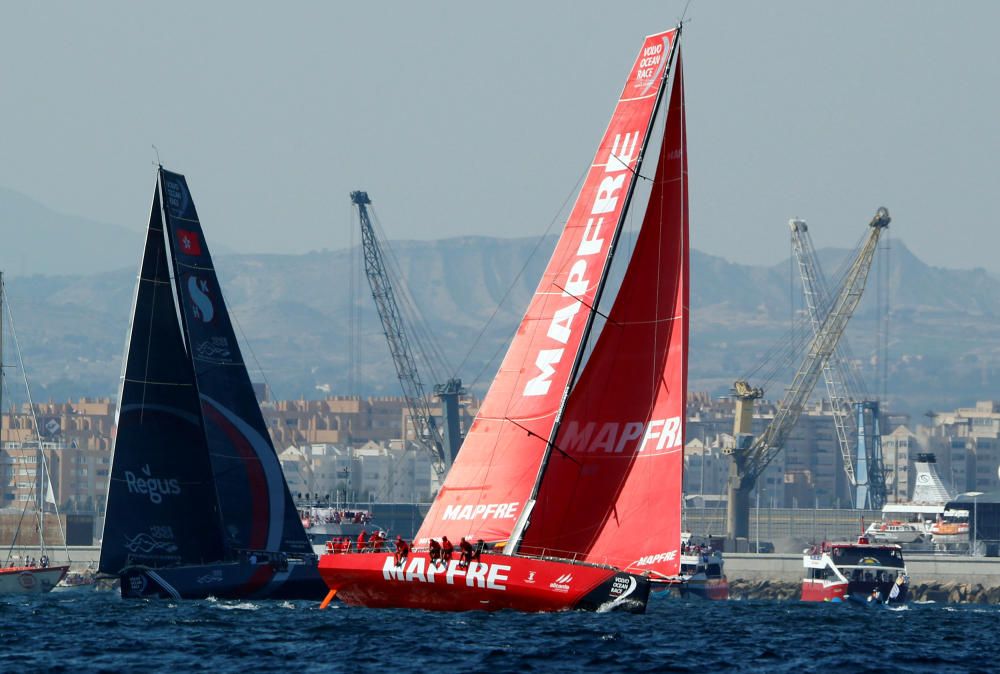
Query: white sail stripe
[
  {"left": 473, "top": 412, "right": 558, "bottom": 424},
  {"left": 618, "top": 92, "right": 660, "bottom": 103},
  {"left": 169, "top": 214, "right": 201, "bottom": 224},
  {"left": 175, "top": 260, "right": 215, "bottom": 272},
  {"left": 122, "top": 377, "right": 197, "bottom": 387},
  {"left": 200, "top": 395, "right": 285, "bottom": 552},
  {"left": 614, "top": 314, "right": 684, "bottom": 326},
  {"left": 137, "top": 277, "right": 173, "bottom": 285},
  {"left": 121, "top": 403, "right": 201, "bottom": 428}
]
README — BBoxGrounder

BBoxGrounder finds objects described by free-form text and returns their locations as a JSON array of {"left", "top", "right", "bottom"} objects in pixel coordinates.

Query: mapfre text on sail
[{"left": 523, "top": 131, "right": 640, "bottom": 398}]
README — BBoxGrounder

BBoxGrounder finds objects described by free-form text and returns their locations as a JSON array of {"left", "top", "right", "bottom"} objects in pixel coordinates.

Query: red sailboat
[{"left": 319, "top": 24, "right": 689, "bottom": 613}]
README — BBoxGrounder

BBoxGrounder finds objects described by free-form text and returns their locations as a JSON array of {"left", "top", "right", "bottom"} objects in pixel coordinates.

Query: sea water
[{"left": 0, "top": 590, "right": 996, "bottom": 672}]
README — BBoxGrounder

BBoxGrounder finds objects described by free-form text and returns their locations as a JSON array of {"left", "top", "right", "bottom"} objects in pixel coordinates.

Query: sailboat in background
[
  {"left": 319, "top": 24, "right": 688, "bottom": 613},
  {"left": 98, "top": 168, "right": 326, "bottom": 600},
  {"left": 0, "top": 272, "right": 70, "bottom": 593}
]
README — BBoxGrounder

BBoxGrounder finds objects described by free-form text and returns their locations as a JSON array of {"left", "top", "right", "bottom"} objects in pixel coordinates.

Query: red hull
[
  {"left": 319, "top": 552, "right": 649, "bottom": 613},
  {"left": 801, "top": 579, "right": 848, "bottom": 602}
]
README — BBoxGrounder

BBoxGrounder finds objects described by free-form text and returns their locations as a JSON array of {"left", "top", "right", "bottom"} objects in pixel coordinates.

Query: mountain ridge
[{"left": 0, "top": 231, "right": 995, "bottom": 422}]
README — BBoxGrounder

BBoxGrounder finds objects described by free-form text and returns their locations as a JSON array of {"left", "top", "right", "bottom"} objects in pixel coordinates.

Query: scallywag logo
[{"left": 382, "top": 556, "right": 510, "bottom": 591}]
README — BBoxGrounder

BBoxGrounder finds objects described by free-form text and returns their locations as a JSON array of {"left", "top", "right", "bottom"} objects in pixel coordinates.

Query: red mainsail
[
  {"left": 518, "top": 50, "right": 688, "bottom": 577},
  {"left": 416, "top": 29, "right": 678, "bottom": 547}
]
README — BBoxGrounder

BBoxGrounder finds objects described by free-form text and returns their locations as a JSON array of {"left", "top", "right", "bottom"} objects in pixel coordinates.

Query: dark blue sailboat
[{"left": 99, "top": 168, "right": 325, "bottom": 600}]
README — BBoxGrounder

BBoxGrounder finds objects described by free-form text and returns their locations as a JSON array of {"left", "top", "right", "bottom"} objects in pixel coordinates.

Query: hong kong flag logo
[{"left": 176, "top": 229, "right": 202, "bottom": 256}]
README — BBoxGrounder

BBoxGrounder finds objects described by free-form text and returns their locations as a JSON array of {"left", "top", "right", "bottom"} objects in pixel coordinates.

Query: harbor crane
[
  {"left": 789, "top": 218, "right": 888, "bottom": 509},
  {"left": 351, "top": 191, "right": 464, "bottom": 478},
  {"left": 725, "top": 207, "right": 891, "bottom": 543}
]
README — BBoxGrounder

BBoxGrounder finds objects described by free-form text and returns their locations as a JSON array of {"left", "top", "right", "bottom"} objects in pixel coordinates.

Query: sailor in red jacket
[
  {"left": 357, "top": 529, "right": 368, "bottom": 552},
  {"left": 394, "top": 536, "right": 410, "bottom": 567},
  {"left": 440, "top": 536, "right": 454, "bottom": 564}
]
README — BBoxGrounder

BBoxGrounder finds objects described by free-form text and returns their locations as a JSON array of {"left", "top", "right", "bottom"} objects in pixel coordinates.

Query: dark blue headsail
[
  {"left": 158, "top": 168, "right": 311, "bottom": 557},
  {"left": 99, "top": 185, "right": 227, "bottom": 574}
]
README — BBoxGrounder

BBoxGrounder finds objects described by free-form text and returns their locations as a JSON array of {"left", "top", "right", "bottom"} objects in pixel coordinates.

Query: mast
[{"left": 508, "top": 26, "right": 681, "bottom": 555}]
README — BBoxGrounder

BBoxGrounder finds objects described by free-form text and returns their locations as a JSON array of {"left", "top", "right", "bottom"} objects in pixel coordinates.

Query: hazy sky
[{"left": 2, "top": 1, "right": 997, "bottom": 270}]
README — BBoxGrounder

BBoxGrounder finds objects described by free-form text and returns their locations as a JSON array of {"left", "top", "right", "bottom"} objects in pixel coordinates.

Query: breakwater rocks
[{"left": 729, "top": 579, "right": 1000, "bottom": 604}]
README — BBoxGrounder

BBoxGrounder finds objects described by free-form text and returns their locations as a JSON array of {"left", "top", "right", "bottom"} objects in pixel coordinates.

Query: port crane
[
  {"left": 351, "top": 191, "right": 464, "bottom": 478},
  {"left": 726, "top": 207, "right": 891, "bottom": 543},
  {"left": 789, "top": 218, "right": 888, "bottom": 509}
]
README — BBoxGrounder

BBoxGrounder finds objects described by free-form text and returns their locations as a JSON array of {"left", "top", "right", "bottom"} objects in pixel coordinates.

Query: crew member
[
  {"left": 459, "top": 537, "right": 473, "bottom": 568},
  {"left": 370, "top": 531, "right": 383, "bottom": 552},
  {"left": 441, "top": 536, "right": 454, "bottom": 564},
  {"left": 394, "top": 536, "right": 410, "bottom": 567},
  {"left": 473, "top": 539, "right": 485, "bottom": 563},
  {"left": 325, "top": 540, "right": 334, "bottom": 554},
  {"left": 357, "top": 529, "right": 369, "bottom": 552},
  {"left": 428, "top": 538, "right": 442, "bottom": 566}
]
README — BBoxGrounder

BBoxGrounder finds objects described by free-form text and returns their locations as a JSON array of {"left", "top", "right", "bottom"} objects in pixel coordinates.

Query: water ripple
[{"left": 2, "top": 592, "right": 1000, "bottom": 672}]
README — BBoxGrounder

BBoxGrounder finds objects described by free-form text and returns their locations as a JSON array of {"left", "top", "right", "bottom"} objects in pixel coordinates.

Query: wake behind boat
[
  {"left": 99, "top": 168, "right": 325, "bottom": 600},
  {"left": 320, "top": 24, "right": 689, "bottom": 613}
]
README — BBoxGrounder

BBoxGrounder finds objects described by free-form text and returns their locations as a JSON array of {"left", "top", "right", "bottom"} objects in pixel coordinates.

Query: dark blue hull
[{"left": 120, "top": 560, "right": 326, "bottom": 600}]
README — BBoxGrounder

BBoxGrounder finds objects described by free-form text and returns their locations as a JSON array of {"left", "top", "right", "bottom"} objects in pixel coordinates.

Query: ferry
[
  {"left": 678, "top": 534, "right": 728, "bottom": 599},
  {"left": 930, "top": 506, "right": 971, "bottom": 551},
  {"left": 650, "top": 534, "right": 729, "bottom": 600},
  {"left": 863, "top": 518, "right": 927, "bottom": 545},
  {"left": 801, "top": 537, "right": 908, "bottom": 604}
]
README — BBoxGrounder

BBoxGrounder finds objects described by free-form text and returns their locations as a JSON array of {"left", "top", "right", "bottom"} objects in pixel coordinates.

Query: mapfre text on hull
[{"left": 320, "top": 551, "right": 649, "bottom": 613}]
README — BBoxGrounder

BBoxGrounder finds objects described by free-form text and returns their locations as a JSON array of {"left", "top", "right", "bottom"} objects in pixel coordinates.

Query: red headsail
[
  {"left": 518, "top": 50, "right": 688, "bottom": 577},
  {"left": 416, "top": 29, "right": 679, "bottom": 547}
]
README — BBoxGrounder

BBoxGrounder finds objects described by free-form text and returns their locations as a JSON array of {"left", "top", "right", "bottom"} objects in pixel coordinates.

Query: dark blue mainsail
[
  {"left": 158, "top": 169, "right": 311, "bottom": 556},
  {"left": 99, "top": 186, "right": 227, "bottom": 574},
  {"left": 101, "top": 168, "right": 313, "bottom": 577}
]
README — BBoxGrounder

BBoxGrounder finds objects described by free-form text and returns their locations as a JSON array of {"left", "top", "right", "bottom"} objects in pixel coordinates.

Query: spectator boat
[{"left": 801, "top": 537, "right": 909, "bottom": 604}]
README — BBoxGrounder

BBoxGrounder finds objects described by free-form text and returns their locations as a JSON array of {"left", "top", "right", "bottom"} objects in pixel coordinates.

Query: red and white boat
[
  {"left": 0, "top": 565, "right": 69, "bottom": 594},
  {"left": 320, "top": 24, "right": 690, "bottom": 613},
  {"left": 801, "top": 538, "right": 909, "bottom": 604}
]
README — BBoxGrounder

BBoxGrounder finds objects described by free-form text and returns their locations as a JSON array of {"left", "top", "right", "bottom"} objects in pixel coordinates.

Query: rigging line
[
  {"left": 227, "top": 288, "right": 276, "bottom": 402},
  {"left": 551, "top": 283, "right": 622, "bottom": 327},
  {"left": 679, "top": 0, "right": 694, "bottom": 24},
  {"left": 369, "top": 206, "right": 452, "bottom": 382},
  {"left": 4, "top": 283, "right": 69, "bottom": 557},
  {"left": 503, "top": 417, "right": 581, "bottom": 467},
  {"left": 453, "top": 162, "right": 590, "bottom": 382},
  {"left": 466, "top": 329, "right": 509, "bottom": 392},
  {"left": 608, "top": 152, "right": 651, "bottom": 182}
]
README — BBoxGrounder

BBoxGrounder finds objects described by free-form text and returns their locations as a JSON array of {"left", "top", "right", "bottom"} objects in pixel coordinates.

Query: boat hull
[
  {"left": 120, "top": 559, "right": 327, "bottom": 600},
  {"left": 319, "top": 552, "right": 650, "bottom": 613},
  {"left": 0, "top": 566, "right": 69, "bottom": 594},
  {"left": 801, "top": 579, "right": 908, "bottom": 605},
  {"left": 683, "top": 575, "right": 730, "bottom": 600}
]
